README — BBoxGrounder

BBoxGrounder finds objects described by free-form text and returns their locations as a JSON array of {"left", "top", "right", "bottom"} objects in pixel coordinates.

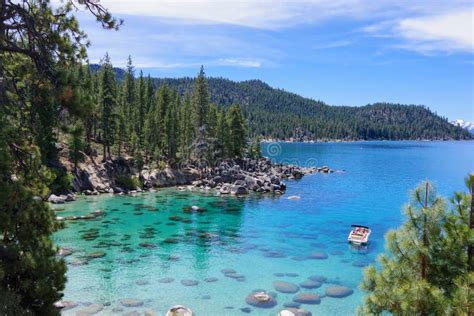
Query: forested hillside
[{"left": 150, "top": 77, "right": 471, "bottom": 140}]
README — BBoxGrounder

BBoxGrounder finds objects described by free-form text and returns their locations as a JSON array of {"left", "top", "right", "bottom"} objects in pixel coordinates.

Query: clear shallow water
[{"left": 53, "top": 141, "right": 474, "bottom": 315}]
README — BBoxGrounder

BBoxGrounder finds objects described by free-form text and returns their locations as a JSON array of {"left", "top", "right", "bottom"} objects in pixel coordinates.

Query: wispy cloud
[
  {"left": 214, "top": 58, "right": 263, "bottom": 68},
  {"left": 93, "top": 0, "right": 472, "bottom": 30},
  {"left": 363, "top": 7, "right": 473, "bottom": 54}
]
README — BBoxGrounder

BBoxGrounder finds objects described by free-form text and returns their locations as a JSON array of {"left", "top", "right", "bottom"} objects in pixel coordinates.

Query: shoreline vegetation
[
  {"left": 43, "top": 60, "right": 340, "bottom": 204},
  {"left": 261, "top": 138, "right": 474, "bottom": 143},
  {"left": 1, "top": 1, "right": 472, "bottom": 315}
]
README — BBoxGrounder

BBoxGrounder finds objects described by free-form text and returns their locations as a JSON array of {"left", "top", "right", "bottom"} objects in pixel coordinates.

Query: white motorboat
[{"left": 348, "top": 225, "right": 371, "bottom": 245}]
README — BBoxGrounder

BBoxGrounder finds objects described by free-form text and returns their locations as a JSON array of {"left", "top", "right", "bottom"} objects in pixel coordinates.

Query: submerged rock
[
  {"left": 181, "top": 279, "right": 199, "bottom": 286},
  {"left": 75, "top": 303, "right": 103, "bottom": 315},
  {"left": 308, "top": 252, "right": 328, "bottom": 259},
  {"left": 85, "top": 251, "right": 106, "bottom": 259},
  {"left": 299, "top": 279, "right": 322, "bottom": 289},
  {"left": 273, "top": 281, "right": 300, "bottom": 294},
  {"left": 204, "top": 277, "right": 219, "bottom": 283},
  {"left": 308, "top": 275, "right": 327, "bottom": 283},
  {"left": 292, "top": 293, "right": 321, "bottom": 304},
  {"left": 245, "top": 291, "right": 277, "bottom": 308},
  {"left": 158, "top": 277, "right": 175, "bottom": 283},
  {"left": 325, "top": 286, "right": 354, "bottom": 298},
  {"left": 135, "top": 280, "right": 149, "bottom": 286},
  {"left": 120, "top": 298, "right": 144, "bottom": 307},
  {"left": 138, "top": 242, "right": 156, "bottom": 249}
]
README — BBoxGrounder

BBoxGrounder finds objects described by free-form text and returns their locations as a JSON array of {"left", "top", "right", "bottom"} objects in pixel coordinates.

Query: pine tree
[
  {"left": 68, "top": 122, "right": 85, "bottom": 170},
  {"left": 215, "top": 108, "right": 230, "bottom": 159},
  {"left": 30, "top": 79, "right": 58, "bottom": 163},
  {"left": 99, "top": 53, "right": 118, "bottom": 161},
  {"left": 166, "top": 91, "right": 179, "bottom": 163},
  {"left": 227, "top": 104, "right": 246, "bottom": 158},
  {"left": 121, "top": 56, "right": 135, "bottom": 146},
  {"left": 360, "top": 181, "right": 473, "bottom": 315},
  {"left": 248, "top": 136, "right": 262, "bottom": 159},
  {"left": 116, "top": 109, "right": 126, "bottom": 159},
  {"left": 192, "top": 66, "right": 210, "bottom": 132},
  {"left": 179, "top": 93, "right": 194, "bottom": 160},
  {"left": 0, "top": 1, "right": 120, "bottom": 313},
  {"left": 135, "top": 70, "right": 146, "bottom": 148}
]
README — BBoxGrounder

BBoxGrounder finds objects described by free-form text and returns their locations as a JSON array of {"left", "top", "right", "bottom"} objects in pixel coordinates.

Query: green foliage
[
  {"left": 360, "top": 180, "right": 473, "bottom": 315},
  {"left": 193, "top": 66, "right": 210, "bottom": 131},
  {"left": 152, "top": 77, "right": 472, "bottom": 140},
  {"left": 248, "top": 136, "right": 262, "bottom": 159},
  {"left": 49, "top": 170, "right": 73, "bottom": 194},
  {"left": 0, "top": 1, "right": 120, "bottom": 313},
  {"left": 227, "top": 104, "right": 246, "bottom": 158},
  {"left": 68, "top": 122, "right": 85, "bottom": 169},
  {"left": 114, "top": 174, "right": 139, "bottom": 190},
  {"left": 99, "top": 53, "right": 118, "bottom": 160}
]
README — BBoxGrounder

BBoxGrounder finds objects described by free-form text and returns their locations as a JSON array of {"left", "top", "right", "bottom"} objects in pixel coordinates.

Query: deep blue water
[{"left": 54, "top": 141, "right": 473, "bottom": 315}]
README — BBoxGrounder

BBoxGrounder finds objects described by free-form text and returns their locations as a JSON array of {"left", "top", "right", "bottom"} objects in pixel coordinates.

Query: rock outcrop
[{"left": 51, "top": 155, "right": 332, "bottom": 201}]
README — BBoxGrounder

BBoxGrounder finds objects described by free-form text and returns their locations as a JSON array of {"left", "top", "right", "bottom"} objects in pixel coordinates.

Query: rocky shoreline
[{"left": 48, "top": 157, "right": 336, "bottom": 204}]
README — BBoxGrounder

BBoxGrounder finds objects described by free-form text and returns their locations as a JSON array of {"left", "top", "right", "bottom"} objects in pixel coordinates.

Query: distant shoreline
[{"left": 260, "top": 138, "right": 474, "bottom": 144}]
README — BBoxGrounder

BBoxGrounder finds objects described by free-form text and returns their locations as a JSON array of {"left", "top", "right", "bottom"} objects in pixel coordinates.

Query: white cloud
[
  {"left": 88, "top": 0, "right": 469, "bottom": 29},
  {"left": 215, "top": 58, "right": 262, "bottom": 67},
  {"left": 396, "top": 9, "right": 473, "bottom": 53},
  {"left": 67, "top": 0, "right": 473, "bottom": 66}
]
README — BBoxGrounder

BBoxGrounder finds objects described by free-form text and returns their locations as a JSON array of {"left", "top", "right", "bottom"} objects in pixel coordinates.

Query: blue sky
[{"left": 75, "top": 0, "right": 473, "bottom": 121}]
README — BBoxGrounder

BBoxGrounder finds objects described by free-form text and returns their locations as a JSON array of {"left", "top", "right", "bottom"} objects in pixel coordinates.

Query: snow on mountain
[{"left": 452, "top": 119, "right": 474, "bottom": 134}]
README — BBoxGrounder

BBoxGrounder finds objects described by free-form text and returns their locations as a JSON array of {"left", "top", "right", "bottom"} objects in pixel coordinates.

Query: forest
[
  {"left": 149, "top": 76, "right": 472, "bottom": 140},
  {"left": 70, "top": 57, "right": 248, "bottom": 169}
]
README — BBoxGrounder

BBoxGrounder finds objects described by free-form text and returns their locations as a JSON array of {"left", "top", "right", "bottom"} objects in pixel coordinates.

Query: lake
[{"left": 53, "top": 141, "right": 474, "bottom": 315}]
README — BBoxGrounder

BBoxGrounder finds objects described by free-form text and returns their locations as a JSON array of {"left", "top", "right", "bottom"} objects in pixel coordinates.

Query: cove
[{"left": 53, "top": 141, "right": 474, "bottom": 315}]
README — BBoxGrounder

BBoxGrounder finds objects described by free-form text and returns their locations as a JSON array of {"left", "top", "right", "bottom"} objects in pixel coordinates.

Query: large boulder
[
  {"left": 325, "top": 286, "right": 353, "bottom": 298},
  {"left": 48, "top": 194, "right": 66, "bottom": 204},
  {"left": 231, "top": 184, "right": 248, "bottom": 195},
  {"left": 245, "top": 291, "right": 277, "bottom": 308}
]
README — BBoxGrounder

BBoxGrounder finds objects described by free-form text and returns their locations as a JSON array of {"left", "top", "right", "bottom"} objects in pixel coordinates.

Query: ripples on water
[{"left": 54, "top": 141, "right": 474, "bottom": 315}]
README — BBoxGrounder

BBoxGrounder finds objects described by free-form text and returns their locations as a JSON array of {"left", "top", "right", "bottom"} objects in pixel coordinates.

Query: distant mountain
[
  {"left": 90, "top": 63, "right": 471, "bottom": 140},
  {"left": 451, "top": 119, "right": 474, "bottom": 134},
  {"left": 153, "top": 77, "right": 472, "bottom": 141}
]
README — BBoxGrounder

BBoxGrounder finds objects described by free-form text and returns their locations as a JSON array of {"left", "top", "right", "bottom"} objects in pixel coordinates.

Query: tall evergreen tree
[
  {"left": 360, "top": 181, "right": 473, "bottom": 315},
  {"left": 68, "top": 121, "right": 85, "bottom": 170},
  {"left": 99, "top": 53, "right": 117, "bottom": 160},
  {"left": 215, "top": 108, "right": 230, "bottom": 159},
  {"left": 121, "top": 56, "right": 135, "bottom": 145},
  {"left": 0, "top": 0, "right": 120, "bottom": 314},
  {"left": 227, "top": 104, "right": 246, "bottom": 158},
  {"left": 192, "top": 66, "right": 210, "bottom": 132},
  {"left": 135, "top": 70, "right": 146, "bottom": 148},
  {"left": 179, "top": 93, "right": 194, "bottom": 160}
]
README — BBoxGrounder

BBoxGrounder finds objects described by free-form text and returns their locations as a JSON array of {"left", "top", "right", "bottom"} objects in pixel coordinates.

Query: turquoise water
[{"left": 53, "top": 141, "right": 474, "bottom": 315}]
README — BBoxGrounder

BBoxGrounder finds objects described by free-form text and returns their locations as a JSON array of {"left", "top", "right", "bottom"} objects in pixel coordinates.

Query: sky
[{"left": 73, "top": 0, "right": 473, "bottom": 121}]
